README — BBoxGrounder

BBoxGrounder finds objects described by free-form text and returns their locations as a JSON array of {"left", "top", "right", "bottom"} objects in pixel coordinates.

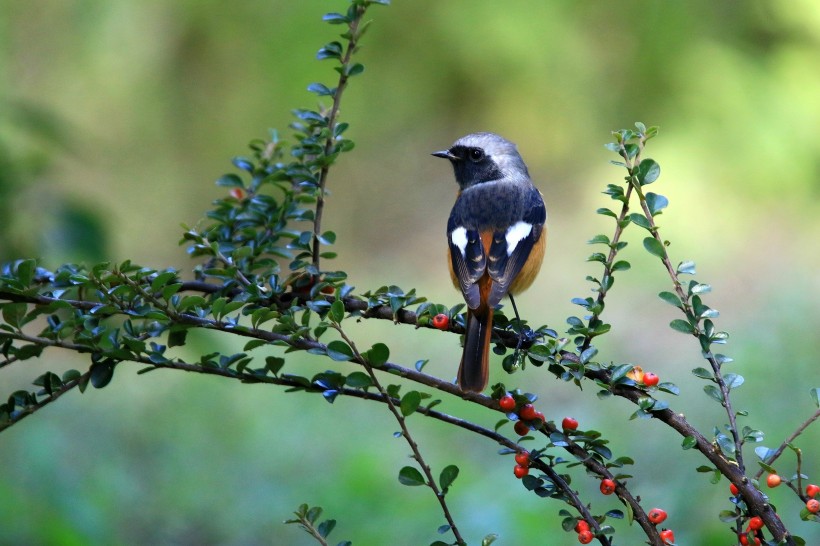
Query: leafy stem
[
  {"left": 312, "top": 2, "right": 370, "bottom": 271},
  {"left": 329, "top": 307, "right": 465, "bottom": 546}
]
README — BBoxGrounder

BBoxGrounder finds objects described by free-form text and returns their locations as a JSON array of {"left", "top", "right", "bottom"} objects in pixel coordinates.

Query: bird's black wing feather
[{"left": 486, "top": 190, "right": 546, "bottom": 307}]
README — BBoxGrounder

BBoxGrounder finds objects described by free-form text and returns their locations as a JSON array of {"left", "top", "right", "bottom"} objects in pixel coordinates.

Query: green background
[{"left": 1, "top": 1, "right": 819, "bottom": 544}]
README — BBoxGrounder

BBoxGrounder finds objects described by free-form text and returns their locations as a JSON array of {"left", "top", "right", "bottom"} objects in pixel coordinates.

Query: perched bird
[{"left": 433, "top": 133, "right": 547, "bottom": 392}]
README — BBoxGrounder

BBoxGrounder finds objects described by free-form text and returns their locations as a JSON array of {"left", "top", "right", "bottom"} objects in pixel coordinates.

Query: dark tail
[{"left": 457, "top": 308, "right": 492, "bottom": 392}]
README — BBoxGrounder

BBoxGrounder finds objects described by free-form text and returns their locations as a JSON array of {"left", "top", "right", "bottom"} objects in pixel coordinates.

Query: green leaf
[
  {"left": 692, "top": 367, "right": 714, "bottom": 380},
  {"left": 326, "top": 340, "right": 354, "bottom": 361},
  {"left": 645, "top": 192, "right": 668, "bottom": 216},
  {"left": 216, "top": 174, "right": 244, "bottom": 188},
  {"left": 643, "top": 237, "right": 665, "bottom": 259},
  {"left": 703, "top": 384, "right": 723, "bottom": 403},
  {"left": 724, "top": 373, "right": 744, "bottom": 390},
  {"left": 365, "top": 342, "right": 389, "bottom": 367},
  {"left": 629, "top": 213, "right": 652, "bottom": 231},
  {"left": 329, "top": 300, "right": 345, "bottom": 323},
  {"left": 344, "top": 63, "right": 365, "bottom": 77},
  {"left": 811, "top": 387, "right": 819, "bottom": 408},
  {"left": 2, "top": 303, "right": 27, "bottom": 329},
  {"left": 677, "top": 261, "right": 696, "bottom": 275},
  {"left": 322, "top": 12, "right": 349, "bottom": 24},
  {"left": 439, "top": 464, "right": 459, "bottom": 493},
  {"left": 89, "top": 360, "right": 116, "bottom": 389},
  {"left": 400, "top": 390, "right": 421, "bottom": 416},
  {"left": 398, "top": 466, "right": 426, "bottom": 486},
  {"left": 636, "top": 158, "right": 660, "bottom": 185},
  {"left": 658, "top": 291, "right": 682, "bottom": 308},
  {"left": 317, "top": 519, "right": 336, "bottom": 538},
  {"left": 611, "top": 260, "right": 631, "bottom": 272},
  {"left": 669, "top": 319, "right": 695, "bottom": 334},
  {"left": 755, "top": 446, "right": 777, "bottom": 462},
  {"left": 345, "top": 371, "right": 372, "bottom": 388},
  {"left": 682, "top": 436, "right": 697, "bottom": 450}
]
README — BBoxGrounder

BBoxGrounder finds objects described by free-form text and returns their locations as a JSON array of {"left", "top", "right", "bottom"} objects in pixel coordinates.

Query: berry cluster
[
  {"left": 806, "top": 483, "right": 820, "bottom": 514},
  {"left": 627, "top": 365, "right": 660, "bottom": 387},
  {"left": 498, "top": 393, "right": 546, "bottom": 437},
  {"left": 573, "top": 520, "right": 593, "bottom": 544}
]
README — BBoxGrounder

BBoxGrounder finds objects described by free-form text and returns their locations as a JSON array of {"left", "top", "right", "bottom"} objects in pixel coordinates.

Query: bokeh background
[{"left": 2, "top": 1, "right": 819, "bottom": 544}]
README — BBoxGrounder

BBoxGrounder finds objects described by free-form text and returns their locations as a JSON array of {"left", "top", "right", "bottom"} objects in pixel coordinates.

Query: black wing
[
  {"left": 447, "top": 215, "right": 486, "bottom": 310},
  {"left": 486, "top": 190, "right": 546, "bottom": 307}
]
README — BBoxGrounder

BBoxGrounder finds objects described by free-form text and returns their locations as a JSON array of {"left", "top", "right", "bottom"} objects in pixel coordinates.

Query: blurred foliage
[{"left": 1, "top": 1, "right": 819, "bottom": 545}]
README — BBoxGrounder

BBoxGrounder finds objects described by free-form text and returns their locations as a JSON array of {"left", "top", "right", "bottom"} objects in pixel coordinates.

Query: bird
[{"left": 433, "top": 132, "right": 547, "bottom": 392}]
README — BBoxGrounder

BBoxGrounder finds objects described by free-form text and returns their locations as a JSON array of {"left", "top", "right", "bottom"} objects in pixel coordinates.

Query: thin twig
[{"left": 312, "top": 5, "right": 365, "bottom": 270}]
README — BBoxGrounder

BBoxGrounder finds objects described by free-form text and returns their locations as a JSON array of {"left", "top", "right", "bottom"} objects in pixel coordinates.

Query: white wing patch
[
  {"left": 505, "top": 221, "right": 532, "bottom": 256},
  {"left": 450, "top": 226, "right": 469, "bottom": 257}
]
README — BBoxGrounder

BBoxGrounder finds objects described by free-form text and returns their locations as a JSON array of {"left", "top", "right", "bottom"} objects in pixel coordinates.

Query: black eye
[{"left": 468, "top": 148, "right": 484, "bottom": 162}]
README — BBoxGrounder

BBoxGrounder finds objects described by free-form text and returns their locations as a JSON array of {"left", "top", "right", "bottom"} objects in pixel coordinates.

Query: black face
[{"left": 446, "top": 145, "right": 503, "bottom": 188}]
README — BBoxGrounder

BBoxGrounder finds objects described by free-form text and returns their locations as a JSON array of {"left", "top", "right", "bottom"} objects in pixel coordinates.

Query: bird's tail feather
[{"left": 457, "top": 309, "right": 492, "bottom": 392}]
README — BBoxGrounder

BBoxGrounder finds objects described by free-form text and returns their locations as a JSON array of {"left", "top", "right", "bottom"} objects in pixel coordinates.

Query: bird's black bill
[{"left": 432, "top": 150, "right": 456, "bottom": 159}]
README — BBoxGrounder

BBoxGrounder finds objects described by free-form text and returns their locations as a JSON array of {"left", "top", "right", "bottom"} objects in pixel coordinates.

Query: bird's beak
[{"left": 432, "top": 150, "right": 456, "bottom": 160}]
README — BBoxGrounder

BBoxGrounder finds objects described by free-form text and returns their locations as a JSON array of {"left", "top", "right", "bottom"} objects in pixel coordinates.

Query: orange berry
[
  {"left": 806, "top": 483, "right": 820, "bottom": 498},
  {"left": 730, "top": 483, "right": 739, "bottom": 496},
  {"left": 807, "top": 498, "right": 820, "bottom": 513},
  {"left": 599, "top": 478, "right": 616, "bottom": 495},
  {"left": 748, "top": 516, "right": 763, "bottom": 530},
  {"left": 766, "top": 474, "right": 781, "bottom": 488},
  {"left": 577, "top": 529, "right": 593, "bottom": 544},
  {"left": 660, "top": 529, "right": 674, "bottom": 544},
  {"left": 574, "top": 520, "right": 590, "bottom": 533}
]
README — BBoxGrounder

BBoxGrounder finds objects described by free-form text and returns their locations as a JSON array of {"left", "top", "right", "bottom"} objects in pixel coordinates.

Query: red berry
[
  {"left": 513, "top": 420, "right": 530, "bottom": 436},
  {"left": 766, "top": 474, "right": 781, "bottom": 488},
  {"left": 533, "top": 410, "right": 546, "bottom": 423},
  {"left": 229, "top": 187, "right": 246, "bottom": 200},
  {"left": 519, "top": 403, "right": 538, "bottom": 421},
  {"left": 499, "top": 395, "right": 516, "bottom": 412},
  {"left": 748, "top": 516, "right": 763, "bottom": 530},
  {"left": 574, "top": 520, "right": 590, "bottom": 533},
  {"left": 730, "top": 483, "right": 740, "bottom": 496},
  {"left": 739, "top": 534, "right": 760, "bottom": 546},
  {"left": 807, "top": 498, "right": 820, "bottom": 513},
  {"left": 514, "top": 451, "right": 530, "bottom": 466},
  {"left": 643, "top": 372, "right": 660, "bottom": 387},
  {"left": 806, "top": 483, "right": 820, "bottom": 498},
  {"left": 562, "top": 416, "right": 579, "bottom": 430},
  {"left": 513, "top": 464, "right": 529, "bottom": 479},
  {"left": 599, "top": 478, "right": 616, "bottom": 495},
  {"left": 659, "top": 529, "right": 674, "bottom": 544},
  {"left": 431, "top": 313, "right": 449, "bottom": 330},
  {"left": 577, "top": 530, "right": 593, "bottom": 544},
  {"left": 648, "top": 508, "right": 667, "bottom": 525}
]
